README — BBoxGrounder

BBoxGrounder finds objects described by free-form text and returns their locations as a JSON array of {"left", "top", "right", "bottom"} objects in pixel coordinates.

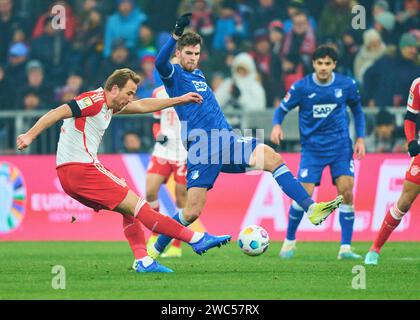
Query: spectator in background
[
  {"left": 281, "top": 10, "right": 316, "bottom": 78},
  {"left": 212, "top": 0, "right": 245, "bottom": 52},
  {"left": 30, "top": 15, "right": 73, "bottom": 85},
  {"left": 0, "top": 65, "right": 13, "bottom": 109},
  {"left": 17, "top": 60, "right": 53, "bottom": 109},
  {"left": 103, "top": 0, "right": 147, "bottom": 58},
  {"left": 136, "top": 54, "right": 163, "bottom": 99},
  {"left": 122, "top": 131, "right": 142, "bottom": 153},
  {"left": 73, "top": 7, "right": 104, "bottom": 81},
  {"left": 283, "top": 0, "right": 317, "bottom": 34},
  {"left": 268, "top": 20, "right": 286, "bottom": 106},
  {"left": 371, "top": 0, "right": 390, "bottom": 23},
  {"left": 365, "top": 109, "right": 406, "bottom": 152},
  {"left": 137, "top": 23, "right": 157, "bottom": 60},
  {"left": 97, "top": 39, "right": 135, "bottom": 86},
  {"left": 215, "top": 52, "right": 266, "bottom": 112},
  {"left": 354, "top": 29, "right": 387, "bottom": 84},
  {"left": 363, "top": 32, "right": 420, "bottom": 107},
  {"left": 396, "top": 0, "right": 420, "bottom": 34},
  {"left": 54, "top": 73, "right": 84, "bottom": 104},
  {"left": 146, "top": 0, "right": 181, "bottom": 34},
  {"left": 251, "top": 0, "right": 286, "bottom": 31},
  {"left": 318, "top": 0, "right": 354, "bottom": 41},
  {"left": 374, "top": 10, "right": 398, "bottom": 45},
  {"left": 190, "top": 0, "right": 215, "bottom": 46},
  {"left": 0, "top": 0, "right": 30, "bottom": 65},
  {"left": 32, "top": 1, "right": 77, "bottom": 41},
  {"left": 250, "top": 29, "right": 277, "bottom": 107},
  {"left": 340, "top": 30, "right": 361, "bottom": 77},
  {"left": 4, "top": 42, "right": 29, "bottom": 90}
]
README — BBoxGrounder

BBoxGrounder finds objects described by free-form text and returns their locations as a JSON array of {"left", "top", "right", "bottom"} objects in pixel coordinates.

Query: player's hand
[
  {"left": 270, "top": 124, "right": 284, "bottom": 145},
  {"left": 180, "top": 92, "right": 203, "bottom": 104},
  {"left": 157, "top": 134, "right": 169, "bottom": 146},
  {"left": 354, "top": 138, "right": 366, "bottom": 160},
  {"left": 408, "top": 140, "right": 420, "bottom": 157},
  {"left": 174, "top": 13, "right": 192, "bottom": 38},
  {"left": 16, "top": 133, "right": 33, "bottom": 151}
]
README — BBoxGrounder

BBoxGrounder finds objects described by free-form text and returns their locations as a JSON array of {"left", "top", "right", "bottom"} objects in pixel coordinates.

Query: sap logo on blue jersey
[
  {"left": 313, "top": 104, "right": 337, "bottom": 118},
  {"left": 192, "top": 81, "right": 208, "bottom": 92}
]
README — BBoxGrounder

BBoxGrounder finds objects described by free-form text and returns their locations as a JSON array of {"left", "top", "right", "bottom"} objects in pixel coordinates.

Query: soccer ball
[{"left": 237, "top": 225, "right": 269, "bottom": 256}]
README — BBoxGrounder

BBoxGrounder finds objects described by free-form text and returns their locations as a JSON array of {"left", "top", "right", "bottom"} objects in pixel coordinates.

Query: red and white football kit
[
  {"left": 56, "top": 88, "right": 129, "bottom": 211},
  {"left": 405, "top": 78, "right": 420, "bottom": 185},
  {"left": 147, "top": 86, "right": 187, "bottom": 184}
]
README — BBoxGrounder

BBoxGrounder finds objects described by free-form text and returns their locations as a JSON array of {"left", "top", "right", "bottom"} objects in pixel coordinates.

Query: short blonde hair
[{"left": 104, "top": 68, "right": 141, "bottom": 91}]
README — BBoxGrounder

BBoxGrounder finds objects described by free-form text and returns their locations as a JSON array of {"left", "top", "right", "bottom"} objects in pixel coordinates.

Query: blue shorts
[
  {"left": 186, "top": 132, "right": 260, "bottom": 190},
  {"left": 297, "top": 146, "right": 354, "bottom": 186}
]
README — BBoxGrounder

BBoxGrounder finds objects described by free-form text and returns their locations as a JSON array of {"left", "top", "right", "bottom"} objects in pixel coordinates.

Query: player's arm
[
  {"left": 16, "top": 104, "right": 72, "bottom": 151},
  {"left": 405, "top": 80, "right": 420, "bottom": 157},
  {"left": 347, "top": 80, "right": 366, "bottom": 160},
  {"left": 155, "top": 13, "right": 192, "bottom": 86},
  {"left": 120, "top": 92, "right": 203, "bottom": 114},
  {"left": 270, "top": 84, "right": 300, "bottom": 145}
]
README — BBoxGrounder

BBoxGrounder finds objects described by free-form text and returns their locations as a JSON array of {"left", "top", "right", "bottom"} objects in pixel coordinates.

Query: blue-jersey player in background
[
  {"left": 271, "top": 45, "right": 366, "bottom": 260},
  {"left": 149, "top": 14, "right": 344, "bottom": 259}
]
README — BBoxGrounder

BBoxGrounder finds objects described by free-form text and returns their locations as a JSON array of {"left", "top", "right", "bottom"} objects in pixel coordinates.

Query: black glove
[
  {"left": 156, "top": 134, "right": 169, "bottom": 146},
  {"left": 408, "top": 140, "right": 420, "bottom": 157},
  {"left": 174, "top": 13, "right": 192, "bottom": 37},
  {"left": 231, "top": 84, "right": 241, "bottom": 99}
]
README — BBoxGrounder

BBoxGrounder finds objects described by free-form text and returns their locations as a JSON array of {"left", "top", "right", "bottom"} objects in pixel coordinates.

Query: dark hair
[
  {"left": 312, "top": 45, "right": 339, "bottom": 62},
  {"left": 104, "top": 68, "right": 141, "bottom": 91},
  {"left": 176, "top": 32, "right": 203, "bottom": 51}
]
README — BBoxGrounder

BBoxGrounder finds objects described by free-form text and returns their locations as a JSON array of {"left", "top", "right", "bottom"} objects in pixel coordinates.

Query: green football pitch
[{"left": 0, "top": 241, "right": 419, "bottom": 300}]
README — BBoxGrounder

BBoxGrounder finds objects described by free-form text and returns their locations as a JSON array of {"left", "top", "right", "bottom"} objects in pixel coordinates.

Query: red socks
[
  {"left": 123, "top": 215, "right": 147, "bottom": 260},
  {"left": 148, "top": 201, "right": 182, "bottom": 248},
  {"left": 371, "top": 205, "right": 405, "bottom": 253},
  {"left": 135, "top": 200, "right": 194, "bottom": 243}
]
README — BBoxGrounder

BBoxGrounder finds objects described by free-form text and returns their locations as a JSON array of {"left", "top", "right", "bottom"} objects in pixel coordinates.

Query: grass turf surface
[{"left": 0, "top": 241, "right": 419, "bottom": 300}]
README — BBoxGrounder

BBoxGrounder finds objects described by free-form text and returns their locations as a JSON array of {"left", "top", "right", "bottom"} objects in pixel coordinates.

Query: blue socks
[
  {"left": 339, "top": 204, "right": 355, "bottom": 245},
  {"left": 155, "top": 210, "right": 190, "bottom": 252},
  {"left": 286, "top": 201, "right": 305, "bottom": 241},
  {"left": 272, "top": 164, "right": 314, "bottom": 212}
]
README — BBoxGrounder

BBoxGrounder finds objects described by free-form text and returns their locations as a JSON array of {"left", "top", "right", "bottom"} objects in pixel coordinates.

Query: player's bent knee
[{"left": 340, "top": 189, "right": 353, "bottom": 204}]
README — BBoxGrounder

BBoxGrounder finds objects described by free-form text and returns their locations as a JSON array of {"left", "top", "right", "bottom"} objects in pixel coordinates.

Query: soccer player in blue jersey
[
  {"left": 148, "top": 14, "right": 343, "bottom": 258},
  {"left": 271, "top": 45, "right": 366, "bottom": 260}
]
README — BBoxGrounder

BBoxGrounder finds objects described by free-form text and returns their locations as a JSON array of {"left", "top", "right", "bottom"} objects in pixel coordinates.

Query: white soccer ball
[{"left": 237, "top": 225, "right": 269, "bottom": 256}]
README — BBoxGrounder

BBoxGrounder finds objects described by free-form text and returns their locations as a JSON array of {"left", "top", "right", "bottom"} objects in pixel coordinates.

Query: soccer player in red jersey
[
  {"left": 365, "top": 77, "right": 420, "bottom": 265},
  {"left": 145, "top": 84, "right": 188, "bottom": 258},
  {"left": 16, "top": 68, "right": 231, "bottom": 273}
]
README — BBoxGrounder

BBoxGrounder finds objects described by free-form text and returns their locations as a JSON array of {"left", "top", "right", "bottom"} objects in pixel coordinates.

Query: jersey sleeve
[
  {"left": 407, "top": 78, "right": 420, "bottom": 114},
  {"left": 279, "top": 84, "right": 301, "bottom": 112},
  {"left": 69, "top": 92, "right": 104, "bottom": 118},
  {"left": 272, "top": 84, "right": 301, "bottom": 125}
]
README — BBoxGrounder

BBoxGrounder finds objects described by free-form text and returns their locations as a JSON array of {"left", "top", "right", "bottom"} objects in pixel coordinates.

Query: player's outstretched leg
[
  {"left": 306, "top": 195, "right": 344, "bottom": 225},
  {"left": 253, "top": 145, "right": 342, "bottom": 225}
]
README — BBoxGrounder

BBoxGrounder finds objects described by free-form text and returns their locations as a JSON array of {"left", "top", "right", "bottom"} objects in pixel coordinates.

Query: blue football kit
[
  {"left": 155, "top": 37, "right": 259, "bottom": 190},
  {"left": 273, "top": 72, "right": 366, "bottom": 185}
]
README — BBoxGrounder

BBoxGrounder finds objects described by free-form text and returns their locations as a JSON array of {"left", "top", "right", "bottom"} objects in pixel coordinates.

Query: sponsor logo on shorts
[
  {"left": 300, "top": 168, "right": 308, "bottom": 178},
  {"left": 191, "top": 170, "right": 200, "bottom": 180}
]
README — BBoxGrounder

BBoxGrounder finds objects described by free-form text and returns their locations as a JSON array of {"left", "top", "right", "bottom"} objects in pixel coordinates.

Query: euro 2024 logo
[{"left": 0, "top": 162, "right": 26, "bottom": 234}]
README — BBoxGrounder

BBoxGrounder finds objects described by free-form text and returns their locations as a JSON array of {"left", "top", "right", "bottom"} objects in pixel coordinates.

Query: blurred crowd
[{"left": 0, "top": 0, "right": 419, "bottom": 153}]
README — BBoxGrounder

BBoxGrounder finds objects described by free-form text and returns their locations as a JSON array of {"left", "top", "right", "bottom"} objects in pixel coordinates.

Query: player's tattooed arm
[
  {"left": 121, "top": 92, "right": 203, "bottom": 114},
  {"left": 16, "top": 104, "right": 73, "bottom": 150}
]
